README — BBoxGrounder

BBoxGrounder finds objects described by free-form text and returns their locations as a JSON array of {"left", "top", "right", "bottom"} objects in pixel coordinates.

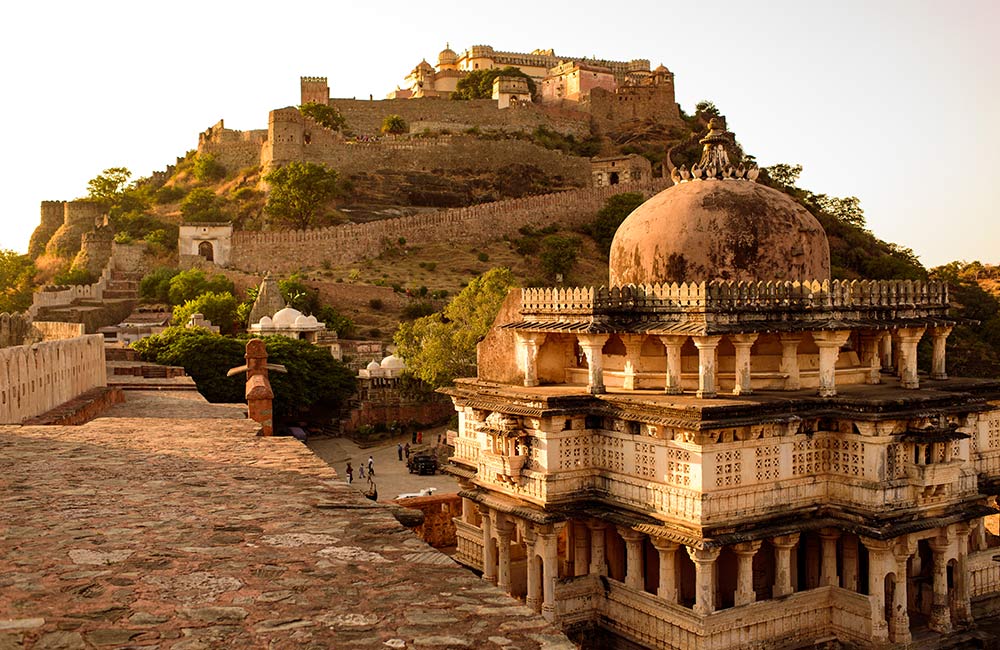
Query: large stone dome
[{"left": 608, "top": 118, "right": 830, "bottom": 286}]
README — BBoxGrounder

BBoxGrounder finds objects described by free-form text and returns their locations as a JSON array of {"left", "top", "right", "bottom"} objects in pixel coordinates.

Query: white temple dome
[
  {"left": 272, "top": 307, "right": 303, "bottom": 328},
  {"left": 381, "top": 354, "right": 405, "bottom": 370},
  {"left": 294, "top": 315, "right": 309, "bottom": 327},
  {"left": 366, "top": 360, "right": 382, "bottom": 372},
  {"left": 258, "top": 316, "right": 273, "bottom": 327}
]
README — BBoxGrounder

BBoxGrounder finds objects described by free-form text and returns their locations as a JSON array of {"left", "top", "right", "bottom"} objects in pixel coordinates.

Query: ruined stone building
[{"left": 444, "top": 120, "right": 1000, "bottom": 648}]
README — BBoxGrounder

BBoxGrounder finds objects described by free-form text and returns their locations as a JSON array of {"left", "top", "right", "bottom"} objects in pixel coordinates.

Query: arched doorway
[
  {"left": 198, "top": 241, "right": 214, "bottom": 262},
  {"left": 609, "top": 171, "right": 620, "bottom": 185}
]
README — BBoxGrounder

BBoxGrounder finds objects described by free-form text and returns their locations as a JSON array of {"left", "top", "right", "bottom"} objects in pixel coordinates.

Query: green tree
[
  {"left": 299, "top": 103, "right": 348, "bottom": 131},
  {"left": 180, "top": 188, "right": 225, "bottom": 222},
  {"left": 139, "top": 267, "right": 180, "bottom": 304},
  {"left": 806, "top": 194, "right": 865, "bottom": 228},
  {"left": 763, "top": 163, "right": 803, "bottom": 190},
  {"left": 452, "top": 67, "right": 536, "bottom": 100},
  {"left": 172, "top": 291, "right": 240, "bottom": 333},
  {"left": 381, "top": 114, "right": 408, "bottom": 135},
  {"left": 695, "top": 100, "right": 720, "bottom": 119},
  {"left": 394, "top": 267, "right": 515, "bottom": 387},
  {"left": 52, "top": 267, "right": 96, "bottom": 286},
  {"left": 584, "top": 192, "right": 645, "bottom": 258},
  {"left": 539, "top": 235, "right": 580, "bottom": 281},
  {"left": 264, "top": 161, "right": 340, "bottom": 230},
  {"left": 86, "top": 167, "right": 132, "bottom": 208},
  {"left": 167, "top": 269, "right": 235, "bottom": 306},
  {"left": 192, "top": 153, "right": 226, "bottom": 182},
  {"left": 0, "top": 250, "right": 36, "bottom": 313}
]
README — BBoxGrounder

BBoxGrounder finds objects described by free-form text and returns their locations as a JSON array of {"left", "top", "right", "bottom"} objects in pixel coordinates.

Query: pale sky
[{"left": 1, "top": 0, "right": 996, "bottom": 268}]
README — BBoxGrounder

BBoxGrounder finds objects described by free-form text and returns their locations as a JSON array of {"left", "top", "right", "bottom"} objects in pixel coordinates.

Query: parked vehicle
[{"left": 407, "top": 452, "right": 438, "bottom": 475}]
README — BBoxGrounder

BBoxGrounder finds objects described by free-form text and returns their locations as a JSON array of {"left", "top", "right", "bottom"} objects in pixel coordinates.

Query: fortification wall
[
  {"left": 45, "top": 201, "right": 104, "bottom": 257},
  {"left": 29, "top": 201, "right": 66, "bottom": 258},
  {"left": 29, "top": 243, "right": 145, "bottom": 318},
  {"left": 72, "top": 229, "right": 114, "bottom": 275},
  {"left": 230, "top": 180, "right": 669, "bottom": 273},
  {"left": 0, "top": 333, "right": 106, "bottom": 424},
  {"left": 0, "top": 313, "right": 37, "bottom": 348},
  {"left": 198, "top": 119, "right": 269, "bottom": 172},
  {"left": 33, "top": 321, "right": 86, "bottom": 340}
]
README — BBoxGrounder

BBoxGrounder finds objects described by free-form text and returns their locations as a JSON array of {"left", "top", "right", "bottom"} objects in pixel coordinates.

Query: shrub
[
  {"left": 477, "top": 252, "right": 489, "bottom": 262},
  {"left": 52, "top": 267, "right": 95, "bottom": 286},
  {"left": 139, "top": 267, "right": 180, "bottom": 303},
  {"left": 167, "top": 269, "right": 235, "bottom": 306},
  {"left": 401, "top": 301, "right": 436, "bottom": 320},
  {"left": 299, "top": 103, "right": 347, "bottom": 131},
  {"left": 181, "top": 188, "right": 224, "bottom": 222},
  {"left": 172, "top": 291, "right": 239, "bottom": 333},
  {"left": 153, "top": 185, "right": 186, "bottom": 204},
  {"left": 382, "top": 115, "right": 409, "bottom": 135},
  {"left": 192, "top": 154, "right": 226, "bottom": 182},
  {"left": 369, "top": 298, "right": 383, "bottom": 310}
]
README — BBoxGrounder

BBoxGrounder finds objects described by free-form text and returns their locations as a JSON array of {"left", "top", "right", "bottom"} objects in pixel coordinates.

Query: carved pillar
[
  {"left": 619, "top": 527, "right": 645, "bottom": 591},
  {"left": 930, "top": 325, "right": 954, "bottom": 380},
  {"left": 733, "top": 541, "right": 761, "bottom": 606},
  {"left": 896, "top": 326, "right": 926, "bottom": 389},
  {"left": 650, "top": 538, "right": 679, "bottom": 603},
  {"left": 841, "top": 535, "right": 859, "bottom": 591},
  {"left": 928, "top": 534, "right": 953, "bottom": 633},
  {"left": 496, "top": 518, "right": 513, "bottom": 593},
  {"left": 729, "top": 333, "right": 758, "bottom": 396},
  {"left": 813, "top": 330, "right": 850, "bottom": 397},
  {"left": 539, "top": 531, "right": 559, "bottom": 621},
  {"left": 859, "top": 332, "right": 883, "bottom": 385},
  {"left": 687, "top": 546, "right": 721, "bottom": 615},
  {"left": 577, "top": 334, "right": 608, "bottom": 395},
  {"left": 953, "top": 523, "right": 973, "bottom": 627},
  {"left": 819, "top": 528, "right": 841, "bottom": 587},
  {"left": 518, "top": 332, "right": 547, "bottom": 387},
  {"left": 622, "top": 334, "right": 644, "bottom": 390},
  {"left": 891, "top": 545, "right": 913, "bottom": 644},
  {"left": 587, "top": 520, "right": 607, "bottom": 576},
  {"left": 573, "top": 521, "right": 589, "bottom": 577},
  {"left": 772, "top": 533, "right": 800, "bottom": 597},
  {"left": 479, "top": 505, "right": 495, "bottom": 584},
  {"left": 861, "top": 537, "right": 893, "bottom": 643},
  {"left": 524, "top": 528, "right": 541, "bottom": 612},
  {"left": 779, "top": 334, "right": 803, "bottom": 390},
  {"left": 692, "top": 335, "right": 722, "bottom": 399},
  {"left": 881, "top": 332, "right": 894, "bottom": 371},
  {"left": 658, "top": 335, "right": 686, "bottom": 395}
]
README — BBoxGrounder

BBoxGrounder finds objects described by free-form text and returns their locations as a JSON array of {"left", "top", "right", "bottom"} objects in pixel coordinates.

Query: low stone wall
[
  {"left": 0, "top": 313, "right": 36, "bottom": 348},
  {"left": 0, "top": 334, "right": 107, "bottom": 424},
  {"left": 21, "top": 386, "right": 124, "bottom": 426},
  {"left": 33, "top": 321, "right": 86, "bottom": 341},
  {"left": 391, "top": 493, "right": 462, "bottom": 548},
  {"left": 231, "top": 180, "right": 668, "bottom": 273}
]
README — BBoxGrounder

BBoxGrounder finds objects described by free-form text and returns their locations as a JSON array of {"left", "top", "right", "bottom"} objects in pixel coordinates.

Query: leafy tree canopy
[
  {"left": 139, "top": 267, "right": 180, "bottom": 304},
  {"left": 167, "top": 269, "right": 235, "bottom": 306},
  {"left": 264, "top": 161, "right": 340, "bottom": 230},
  {"left": 172, "top": 291, "right": 240, "bottom": 333},
  {"left": 299, "top": 103, "right": 348, "bottom": 132},
  {"left": 394, "top": 267, "right": 515, "bottom": 387},
  {"left": 192, "top": 153, "right": 226, "bottom": 182},
  {"left": 381, "top": 114, "right": 408, "bottom": 135},
  {"left": 0, "top": 250, "right": 36, "bottom": 313},
  {"left": 539, "top": 235, "right": 580, "bottom": 281},
  {"left": 583, "top": 192, "right": 645, "bottom": 259},
  {"left": 86, "top": 167, "right": 133, "bottom": 208},
  {"left": 453, "top": 67, "right": 536, "bottom": 100},
  {"left": 181, "top": 188, "right": 225, "bottom": 223}
]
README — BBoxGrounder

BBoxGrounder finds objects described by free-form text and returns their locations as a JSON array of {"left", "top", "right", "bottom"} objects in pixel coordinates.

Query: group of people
[
  {"left": 344, "top": 430, "right": 446, "bottom": 483},
  {"left": 345, "top": 455, "right": 375, "bottom": 484}
]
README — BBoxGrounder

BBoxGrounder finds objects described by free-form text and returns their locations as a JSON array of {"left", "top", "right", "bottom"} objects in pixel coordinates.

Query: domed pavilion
[{"left": 442, "top": 119, "right": 1000, "bottom": 648}]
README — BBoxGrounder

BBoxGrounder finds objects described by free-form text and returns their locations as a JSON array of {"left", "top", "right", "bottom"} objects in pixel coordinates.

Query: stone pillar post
[
  {"left": 461, "top": 497, "right": 474, "bottom": 523},
  {"left": 953, "top": 523, "right": 973, "bottom": 627},
  {"left": 687, "top": 546, "right": 721, "bottom": 615},
  {"left": 621, "top": 334, "right": 644, "bottom": 391},
  {"left": 842, "top": 535, "right": 859, "bottom": 591},
  {"left": 859, "top": 332, "right": 883, "bottom": 385},
  {"left": 896, "top": 327, "right": 926, "bottom": 389},
  {"left": 659, "top": 335, "right": 687, "bottom": 395},
  {"left": 524, "top": 528, "right": 541, "bottom": 612},
  {"left": 619, "top": 527, "right": 645, "bottom": 591},
  {"left": 772, "top": 533, "right": 800, "bottom": 597},
  {"left": 930, "top": 325, "right": 954, "bottom": 380},
  {"left": 650, "top": 538, "right": 679, "bottom": 602},
  {"left": 819, "top": 528, "right": 841, "bottom": 587},
  {"left": 539, "top": 531, "right": 559, "bottom": 621},
  {"left": 577, "top": 334, "right": 608, "bottom": 395},
  {"left": 518, "top": 332, "right": 547, "bottom": 387},
  {"left": 496, "top": 518, "right": 513, "bottom": 593},
  {"left": 813, "top": 330, "right": 850, "bottom": 397},
  {"left": 779, "top": 334, "right": 803, "bottom": 390},
  {"left": 588, "top": 520, "right": 607, "bottom": 576},
  {"left": 733, "top": 541, "right": 761, "bottom": 606},
  {"left": 729, "top": 333, "right": 758, "bottom": 396},
  {"left": 861, "top": 537, "right": 893, "bottom": 643},
  {"left": 693, "top": 336, "right": 722, "bottom": 399},
  {"left": 479, "top": 505, "right": 495, "bottom": 584},
  {"left": 891, "top": 546, "right": 913, "bottom": 644},
  {"left": 573, "top": 521, "right": 589, "bottom": 577},
  {"left": 928, "top": 534, "right": 953, "bottom": 633}
]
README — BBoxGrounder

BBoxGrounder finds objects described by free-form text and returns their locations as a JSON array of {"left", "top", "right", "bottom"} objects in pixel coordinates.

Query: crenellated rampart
[
  {"left": 229, "top": 180, "right": 669, "bottom": 273},
  {"left": 0, "top": 333, "right": 106, "bottom": 424}
]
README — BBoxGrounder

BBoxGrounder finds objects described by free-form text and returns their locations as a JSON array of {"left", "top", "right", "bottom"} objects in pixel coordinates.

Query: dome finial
[{"left": 680, "top": 117, "right": 759, "bottom": 183}]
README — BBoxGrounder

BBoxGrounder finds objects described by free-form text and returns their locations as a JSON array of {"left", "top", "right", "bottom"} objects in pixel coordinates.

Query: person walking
[
  {"left": 345, "top": 462, "right": 354, "bottom": 484},
  {"left": 404, "top": 442, "right": 411, "bottom": 459},
  {"left": 397, "top": 443, "right": 403, "bottom": 461},
  {"left": 358, "top": 464, "right": 365, "bottom": 479},
  {"left": 368, "top": 455, "right": 375, "bottom": 477}
]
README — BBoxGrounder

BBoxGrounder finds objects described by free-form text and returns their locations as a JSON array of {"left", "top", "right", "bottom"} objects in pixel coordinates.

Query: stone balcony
[
  {"left": 907, "top": 461, "right": 963, "bottom": 488},
  {"left": 481, "top": 450, "right": 527, "bottom": 482}
]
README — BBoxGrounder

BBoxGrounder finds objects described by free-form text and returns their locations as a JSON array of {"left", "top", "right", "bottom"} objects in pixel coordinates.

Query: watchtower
[{"left": 300, "top": 76, "right": 329, "bottom": 106}]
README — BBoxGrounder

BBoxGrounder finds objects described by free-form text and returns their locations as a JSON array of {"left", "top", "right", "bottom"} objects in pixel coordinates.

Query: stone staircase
[{"left": 35, "top": 270, "right": 143, "bottom": 333}]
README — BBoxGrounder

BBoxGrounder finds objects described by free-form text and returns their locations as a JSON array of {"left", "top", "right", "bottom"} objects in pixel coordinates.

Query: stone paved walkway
[{"left": 0, "top": 415, "right": 573, "bottom": 649}]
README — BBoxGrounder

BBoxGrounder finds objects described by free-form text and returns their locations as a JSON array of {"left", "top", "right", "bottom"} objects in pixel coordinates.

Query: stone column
[
  {"left": 813, "top": 330, "right": 850, "bottom": 397},
  {"left": 928, "top": 535, "right": 952, "bottom": 633},
  {"left": 496, "top": 519, "right": 513, "bottom": 593},
  {"left": 518, "top": 332, "right": 547, "bottom": 387},
  {"left": 733, "top": 541, "right": 761, "bottom": 606},
  {"left": 881, "top": 333, "right": 894, "bottom": 372},
  {"left": 779, "top": 334, "right": 803, "bottom": 390},
  {"left": 891, "top": 548, "right": 912, "bottom": 644},
  {"left": 524, "top": 528, "right": 541, "bottom": 612},
  {"left": 621, "top": 334, "right": 644, "bottom": 391},
  {"left": 772, "top": 533, "right": 800, "bottom": 597},
  {"left": 930, "top": 325, "right": 954, "bottom": 380},
  {"left": 952, "top": 523, "right": 973, "bottom": 627},
  {"left": 659, "top": 335, "right": 687, "bottom": 395},
  {"left": 692, "top": 336, "right": 722, "bottom": 399},
  {"left": 841, "top": 535, "right": 859, "bottom": 591},
  {"left": 573, "top": 521, "right": 589, "bottom": 577},
  {"left": 650, "top": 538, "right": 679, "bottom": 603},
  {"left": 479, "top": 505, "right": 495, "bottom": 584},
  {"left": 859, "top": 332, "right": 883, "bottom": 385},
  {"left": 687, "top": 546, "right": 721, "bottom": 615},
  {"left": 729, "top": 333, "right": 758, "bottom": 396},
  {"left": 819, "top": 528, "right": 841, "bottom": 587},
  {"left": 619, "top": 527, "right": 645, "bottom": 591},
  {"left": 539, "top": 531, "right": 559, "bottom": 621},
  {"left": 861, "top": 537, "right": 893, "bottom": 643},
  {"left": 896, "top": 327, "right": 926, "bottom": 389},
  {"left": 577, "top": 334, "right": 608, "bottom": 395},
  {"left": 588, "top": 520, "right": 607, "bottom": 576}
]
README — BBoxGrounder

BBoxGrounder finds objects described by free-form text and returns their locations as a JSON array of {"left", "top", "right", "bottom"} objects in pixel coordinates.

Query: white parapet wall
[{"left": 0, "top": 334, "right": 107, "bottom": 424}]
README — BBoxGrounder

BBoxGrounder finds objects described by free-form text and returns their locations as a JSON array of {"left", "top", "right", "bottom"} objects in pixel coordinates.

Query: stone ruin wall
[
  {"left": 0, "top": 313, "right": 37, "bottom": 348},
  {"left": 0, "top": 333, "right": 106, "bottom": 424},
  {"left": 197, "top": 119, "right": 269, "bottom": 173},
  {"left": 72, "top": 229, "right": 114, "bottom": 275},
  {"left": 229, "top": 180, "right": 669, "bottom": 273},
  {"left": 32, "top": 200, "right": 104, "bottom": 259},
  {"left": 29, "top": 201, "right": 66, "bottom": 258}
]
